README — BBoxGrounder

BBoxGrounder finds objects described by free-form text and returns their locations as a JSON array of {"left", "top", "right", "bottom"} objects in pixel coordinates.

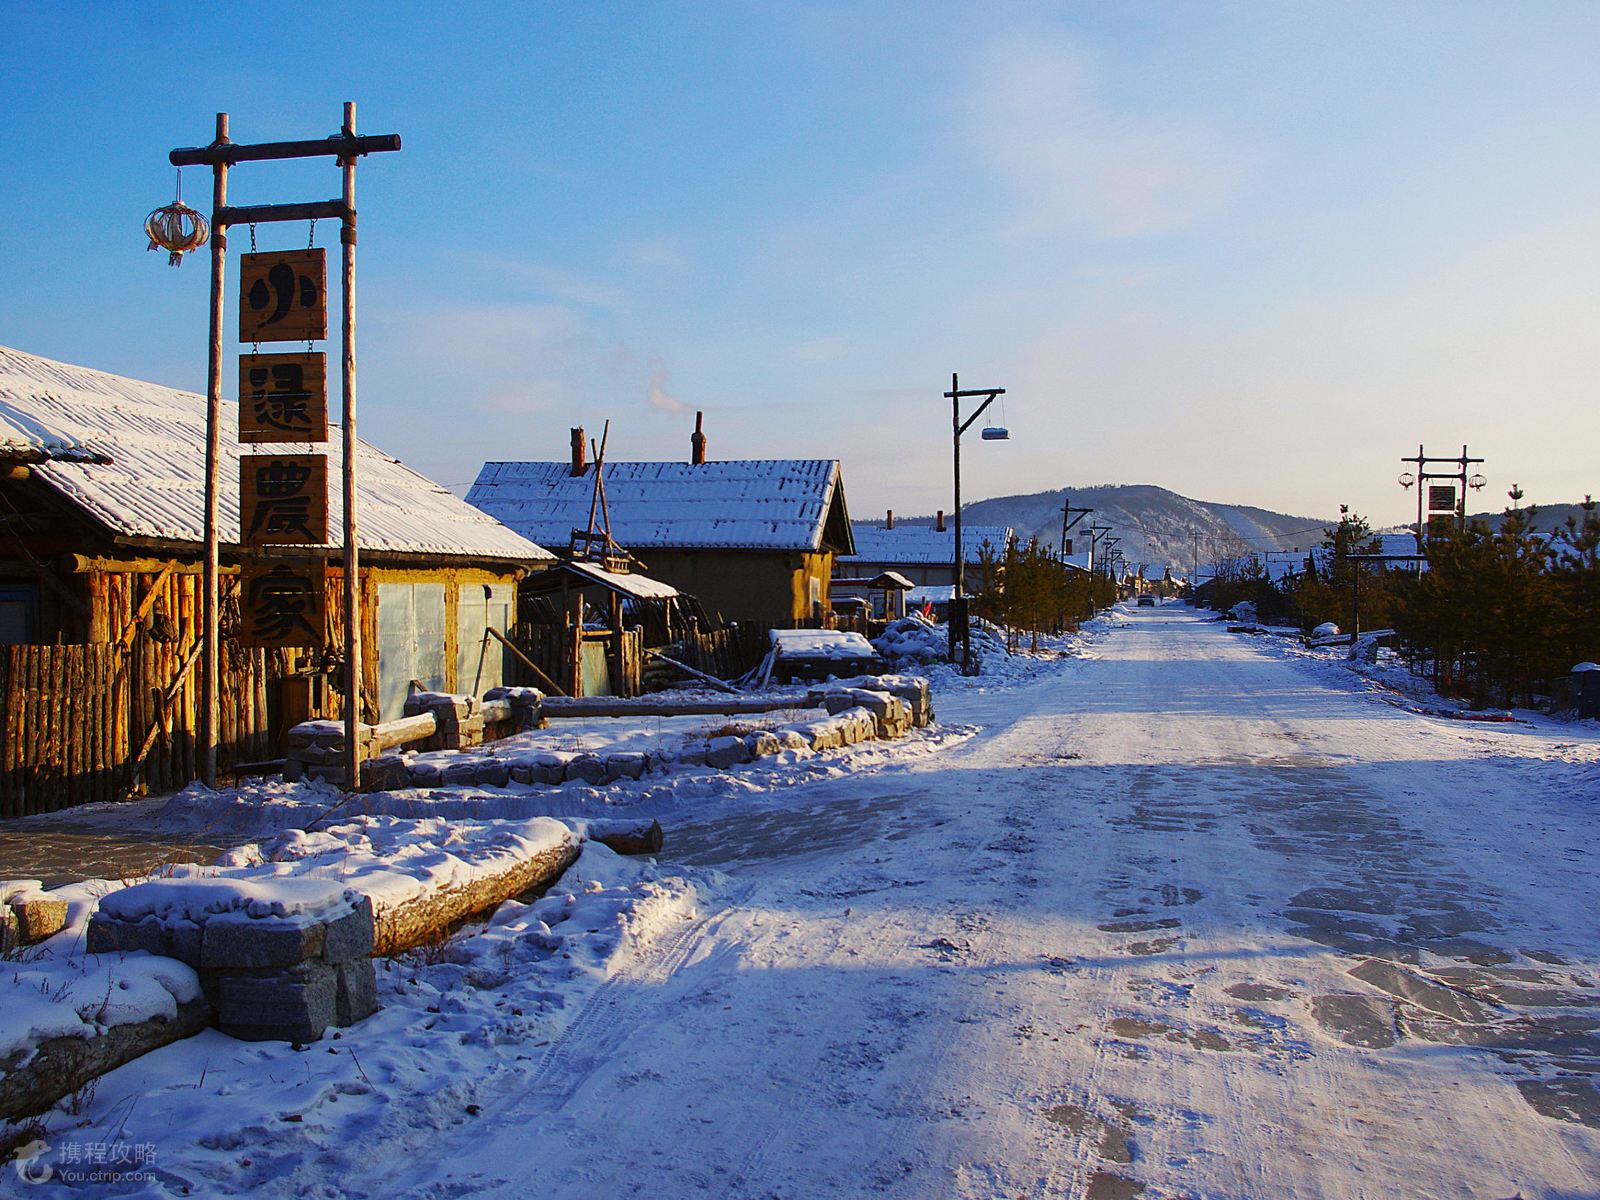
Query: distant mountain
[
  {"left": 1465, "top": 501, "right": 1594, "bottom": 535},
  {"left": 883, "top": 485, "right": 1332, "bottom": 576}
]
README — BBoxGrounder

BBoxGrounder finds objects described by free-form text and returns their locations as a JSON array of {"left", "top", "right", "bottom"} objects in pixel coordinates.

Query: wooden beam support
[
  {"left": 170, "top": 132, "right": 401, "bottom": 167},
  {"left": 216, "top": 199, "right": 352, "bottom": 227}
]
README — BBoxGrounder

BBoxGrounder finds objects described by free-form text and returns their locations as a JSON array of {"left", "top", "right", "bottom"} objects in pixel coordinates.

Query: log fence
[{"left": 0, "top": 639, "right": 291, "bottom": 819}]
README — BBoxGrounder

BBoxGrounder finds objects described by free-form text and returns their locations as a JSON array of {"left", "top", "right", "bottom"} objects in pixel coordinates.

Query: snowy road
[{"left": 387, "top": 608, "right": 1598, "bottom": 1198}]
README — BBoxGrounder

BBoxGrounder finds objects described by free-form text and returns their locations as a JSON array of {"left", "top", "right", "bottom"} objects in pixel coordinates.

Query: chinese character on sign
[
  {"left": 239, "top": 353, "right": 327, "bottom": 442},
  {"left": 241, "top": 561, "right": 326, "bottom": 647},
  {"left": 240, "top": 454, "right": 328, "bottom": 545},
  {"left": 239, "top": 249, "right": 327, "bottom": 342}
]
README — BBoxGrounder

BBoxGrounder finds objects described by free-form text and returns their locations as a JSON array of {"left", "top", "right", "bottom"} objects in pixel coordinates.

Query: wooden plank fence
[
  {"left": 0, "top": 641, "right": 289, "bottom": 819},
  {"left": 505, "top": 623, "right": 646, "bottom": 698},
  {"left": 677, "top": 624, "right": 769, "bottom": 682}
]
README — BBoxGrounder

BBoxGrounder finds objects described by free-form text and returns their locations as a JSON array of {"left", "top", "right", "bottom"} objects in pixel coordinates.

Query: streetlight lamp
[{"left": 945, "top": 372, "right": 1008, "bottom": 672}]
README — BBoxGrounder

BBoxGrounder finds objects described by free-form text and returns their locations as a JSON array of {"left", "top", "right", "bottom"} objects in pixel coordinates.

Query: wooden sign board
[
  {"left": 1427, "top": 484, "right": 1457, "bottom": 513},
  {"left": 239, "top": 353, "right": 328, "bottom": 443},
  {"left": 240, "top": 560, "right": 326, "bottom": 647},
  {"left": 240, "top": 453, "right": 328, "bottom": 545},
  {"left": 1427, "top": 513, "right": 1457, "bottom": 540},
  {"left": 239, "top": 249, "right": 327, "bottom": 343}
]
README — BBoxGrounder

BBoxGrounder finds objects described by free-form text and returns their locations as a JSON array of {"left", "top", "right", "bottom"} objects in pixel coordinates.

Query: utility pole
[
  {"left": 1086, "top": 523, "right": 1112, "bottom": 577},
  {"left": 1059, "top": 494, "right": 1093, "bottom": 559},
  {"left": 945, "top": 373, "right": 1007, "bottom": 671}
]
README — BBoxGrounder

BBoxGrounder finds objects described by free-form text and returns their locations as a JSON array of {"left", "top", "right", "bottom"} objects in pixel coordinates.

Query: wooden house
[
  {"left": 0, "top": 345, "right": 551, "bottom": 814},
  {"left": 836, "top": 512, "right": 1014, "bottom": 589},
  {"left": 467, "top": 431, "right": 855, "bottom": 630}
]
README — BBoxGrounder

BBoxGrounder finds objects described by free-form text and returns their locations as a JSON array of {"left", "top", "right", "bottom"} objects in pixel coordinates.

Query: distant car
[{"left": 1136, "top": 594, "right": 1157, "bottom": 607}]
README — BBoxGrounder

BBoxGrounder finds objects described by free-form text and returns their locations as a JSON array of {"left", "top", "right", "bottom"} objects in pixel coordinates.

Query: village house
[
  {"left": 466, "top": 425, "right": 855, "bottom": 630},
  {"left": 0, "top": 345, "right": 551, "bottom": 813}
]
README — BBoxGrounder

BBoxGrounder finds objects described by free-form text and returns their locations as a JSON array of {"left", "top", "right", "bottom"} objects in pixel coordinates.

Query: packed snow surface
[{"left": 15, "top": 604, "right": 1600, "bottom": 1197}]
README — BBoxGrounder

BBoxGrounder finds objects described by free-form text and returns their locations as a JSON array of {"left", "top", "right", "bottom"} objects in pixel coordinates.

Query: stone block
[
  {"left": 86, "top": 914, "right": 166, "bottom": 957},
  {"left": 822, "top": 691, "right": 857, "bottom": 717},
  {"left": 11, "top": 898, "right": 68, "bottom": 944},
  {"left": 745, "top": 731, "right": 781, "bottom": 758},
  {"left": 441, "top": 760, "right": 481, "bottom": 787},
  {"left": 605, "top": 752, "right": 647, "bottom": 782},
  {"left": 360, "top": 754, "right": 413, "bottom": 793},
  {"left": 474, "top": 760, "right": 510, "bottom": 788},
  {"left": 201, "top": 916, "right": 326, "bottom": 971},
  {"left": 216, "top": 960, "right": 338, "bottom": 1043},
  {"left": 321, "top": 896, "right": 375, "bottom": 962},
  {"left": 408, "top": 761, "right": 444, "bottom": 788},
  {"left": 283, "top": 757, "right": 307, "bottom": 783},
  {"left": 334, "top": 959, "right": 379, "bottom": 1026},
  {"left": 522, "top": 753, "right": 570, "bottom": 785},
  {"left": 436, "top": 715, "right": 485, "bottom": 751},
  {"left": 484, "top": 686, "right": 544, "bottom": 730},
  {"left": 676, "top": 744, "right": 708, "bottom": 767},
  {"left": 644, "top": 750, "right": 672, "bottom": 775},
  {"left": 706, "top": 735, "right": 752, "bottom": 770},
  {"left": 775, "top": 729, "right": 810, "bottom": 752},
  {"left": 167, "top": 920, "right": 204, "bottom": 965},
  {"left": 0, "top": 907, "right": 17, "bottom": 955},
  {"left": 566, "top": 755, "right": 608, "bottom": 785}
]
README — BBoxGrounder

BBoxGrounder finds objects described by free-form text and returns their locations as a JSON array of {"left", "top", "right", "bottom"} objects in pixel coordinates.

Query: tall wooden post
[
  {"left": 950, "top": 371, "right": 962, "bottom": 666},
  {"left": 201, "top": 112, "right": 230, "bottom": 788},
  {"left": 340, "top": 101, "right": 362, "bottom": 791}
]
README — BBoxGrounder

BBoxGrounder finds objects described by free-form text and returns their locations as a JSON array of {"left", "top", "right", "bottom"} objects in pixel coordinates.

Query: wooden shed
[{"left": 0, "top": 345, "right": 551, "bottom": 815}]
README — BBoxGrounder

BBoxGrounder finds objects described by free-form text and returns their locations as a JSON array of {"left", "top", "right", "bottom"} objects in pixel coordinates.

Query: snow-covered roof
[
  {"left": 0, "top": 345, "right": 551, "bottom": 562},
  {"left": 467, "top": 459, "right": 853, "bottom": 553},
  {"left": 840, "top": 522, "right": 1013, "bottom": 566},
  {"left": 560, "top": 560, "right": 679, "bottom": 601}
]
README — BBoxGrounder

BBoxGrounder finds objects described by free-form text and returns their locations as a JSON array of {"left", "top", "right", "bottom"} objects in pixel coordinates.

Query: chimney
[
  {"left": 690, "top": 411, "right": 707, "bottom": 466},
  {"left": 570, "top": 427, "right": 586, "bottom": 476},
  {"left": 935, "top": 509, "right": 946, "bottom": 533},
  {"left": 886, "top": 509, "right": 894, "bottom": 530}
]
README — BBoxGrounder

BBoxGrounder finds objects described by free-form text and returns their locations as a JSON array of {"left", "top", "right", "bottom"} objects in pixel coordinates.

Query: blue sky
[{"left": 3, "top": 2, "right": 1597, "bottom": 525}]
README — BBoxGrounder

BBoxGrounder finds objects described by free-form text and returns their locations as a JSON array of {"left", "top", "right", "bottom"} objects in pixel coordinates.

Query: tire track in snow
[{"left": 520, "top": 885, "right": 755, "bottom": 1110}]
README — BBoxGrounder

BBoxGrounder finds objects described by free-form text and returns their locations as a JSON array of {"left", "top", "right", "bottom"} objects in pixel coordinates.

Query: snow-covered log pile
[
  {"left": 286, "top": 686, "right": 547, "bottom": 787},
  {"left": 343, "top": 676, "right": 934, "bottom": 794},
  {"left": 1, "top": 816, "right": 588, "bottom": 1112},
  {"left": 0, "top": 946, "right": 208, "bottom": 1121},
  {"left": 214, "top": 816, "right": 582, "bottom": 957}
]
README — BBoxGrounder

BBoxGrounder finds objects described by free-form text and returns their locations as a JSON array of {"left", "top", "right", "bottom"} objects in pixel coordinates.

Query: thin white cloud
[
  {"left": 618, "top": 237, "right": 693, "bottom": 274},
  {"left": 966, "top": 33, "right": 1248, "bottom": 239},
  {"left": 452, "top": 250, "right": 626, "bottom": 310}
]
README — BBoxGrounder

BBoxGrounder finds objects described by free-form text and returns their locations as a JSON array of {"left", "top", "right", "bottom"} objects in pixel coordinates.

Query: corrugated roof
[
  {"left": 840, "top": 522, "right": 1013, "bottom": 566},
  {"left": 467, "top": 459, "right": 850, "bottom": 553},
  {"left": 0, "top": 345, "right": 551, "bottom": 562}
]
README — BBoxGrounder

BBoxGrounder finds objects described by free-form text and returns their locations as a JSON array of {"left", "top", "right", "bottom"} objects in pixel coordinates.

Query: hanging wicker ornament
[{"left": 145, "top": 172, "right": 209, "bottom": 266}]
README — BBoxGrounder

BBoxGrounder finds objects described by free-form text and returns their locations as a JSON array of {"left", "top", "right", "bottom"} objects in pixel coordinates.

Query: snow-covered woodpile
[{"left": 305, "top": 675, "right": 933, "bottom": 793}]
